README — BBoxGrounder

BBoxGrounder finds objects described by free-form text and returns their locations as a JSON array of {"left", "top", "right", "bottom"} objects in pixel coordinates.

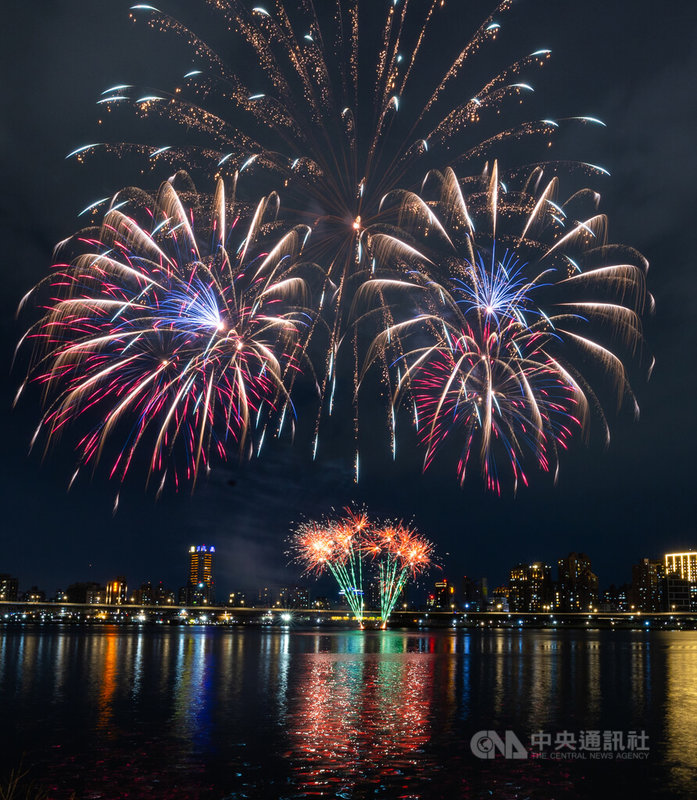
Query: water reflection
[
  {"left": 1, "top": 628, "right": 697, "bottom": 799},
  {"left": 665, "top": 635, "right": 697, "bottom": 790},
  {"left": 454, "top": 630, "right": 655, "bottom": 733},
  {"left": 96, "top": 632, "right": 118, "bottom": 734},
  {"left": 172, "top": 631, "right": 213, "bottom": 750},
  {"left": 53, "top": 633, "right": 68, "bottom": 703},
  {"left": 285, "top": 632, "right": 437, "bottom": 795}
]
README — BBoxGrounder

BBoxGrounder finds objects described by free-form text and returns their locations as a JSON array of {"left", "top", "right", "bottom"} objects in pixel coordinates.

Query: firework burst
[
  {"left": 291, "top": 509, "right": 434, "bottom": 627},
  {"left": 370, "top": 522, "right": 434, "bottom": 627},
  {"left": 365, "top": 165, "right": 653, "bottom": 492},
  {"left": 16, "top": 173, "right": 313, "bottom": 495},
  {"left": 73, "top": 0, "right": 607, "bottom": 479},
  {"left": 292, "top": 508, "right": 371, "bottom": 624},
  {"left": 19, "top": 3, "right": 650, "bottom": 497}
]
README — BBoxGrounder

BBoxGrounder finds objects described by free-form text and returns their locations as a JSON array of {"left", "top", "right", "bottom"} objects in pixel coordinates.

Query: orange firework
[
  {"left": 393, "top": 530, "right": 434, "bottom": 577},
  {"left": 374, "top": 522, "right": 435, "bottom": 624},
  {"left": 294, "top": 522, "right": 336, "bottom": 576},
  {"left": 290, "top": 510, "right": 435, "bottom": 627},
  {"left": 291, "top": 509, "right": 372, "bottom": 624}
]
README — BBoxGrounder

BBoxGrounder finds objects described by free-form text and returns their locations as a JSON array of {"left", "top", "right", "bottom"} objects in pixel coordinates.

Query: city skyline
[{"left": 4, "top": 543, "right": 697, "bottom": 613}]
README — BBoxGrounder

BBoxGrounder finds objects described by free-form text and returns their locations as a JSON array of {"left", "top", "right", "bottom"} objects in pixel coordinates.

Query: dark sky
[{"left": 1, "top": 0, "right": 695, "bottom": 598}]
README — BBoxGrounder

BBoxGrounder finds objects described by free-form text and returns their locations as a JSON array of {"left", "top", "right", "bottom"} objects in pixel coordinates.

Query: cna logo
[{"left": 470, "top": 730, "right": 528, "bottom": 760}]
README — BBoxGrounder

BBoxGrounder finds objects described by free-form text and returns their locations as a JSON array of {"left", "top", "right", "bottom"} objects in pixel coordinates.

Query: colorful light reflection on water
[{"left": 0, "top": 628, "right": 696, "bottom": 798}]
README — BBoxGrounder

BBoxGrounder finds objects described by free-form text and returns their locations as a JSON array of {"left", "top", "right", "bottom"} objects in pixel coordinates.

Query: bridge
[{"left": 1, "top": 600, "right": 696, "bottom": 629}]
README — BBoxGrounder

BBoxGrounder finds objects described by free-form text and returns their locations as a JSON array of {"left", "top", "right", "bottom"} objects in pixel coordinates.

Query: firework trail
[
  {"left": 73, "top": 0, "right": 606, "bottom": 479},
  {"left": 292, "top": 508, "right": 370, "bottom": 625},
  {"left": 16, "top": 173, "right": 313, "bottom": 495},
  {"left": 370, "top": 522, "right": 434, "bottom": 627},
  {"left": 291, "top": 509, "right": 434, "bottom": 626},
  {"left": 364, "top": 165, "right": 653, "bottom": 493}
]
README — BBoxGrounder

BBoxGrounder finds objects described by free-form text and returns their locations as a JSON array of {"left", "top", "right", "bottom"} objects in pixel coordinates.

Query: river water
[{"left": 0, "top": 626, "right": 695, "bottom": 798}]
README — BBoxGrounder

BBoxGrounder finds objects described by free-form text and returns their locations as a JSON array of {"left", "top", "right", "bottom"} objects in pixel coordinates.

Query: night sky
[{"left": 1, "top": 0, "right": 695, "bottom": 599}]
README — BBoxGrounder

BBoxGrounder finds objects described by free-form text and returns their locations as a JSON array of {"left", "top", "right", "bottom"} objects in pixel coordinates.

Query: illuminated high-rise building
[
  {"left": 665, "top": 552, "right": 697, "bottom": 582},
  {"left": 106, "top": 576, "right": 127, "bottom": 605},
  {"left": 664, "top": 552, "right": 697, "bottom": 612},
  {"left": 631, "top": 558, "right": 665, "bottom": 611},
  {"left": 557, "top": 553, "right": 599, "bottom": 612},
  {"left": 189, "top": 545, "right": 215, "bottom": 587},
  {"left": 183, "top": 545, "right": 215, "bottom": 605},
  {"left": 509, "top": 563, "right": 554, "bottom": 612}
]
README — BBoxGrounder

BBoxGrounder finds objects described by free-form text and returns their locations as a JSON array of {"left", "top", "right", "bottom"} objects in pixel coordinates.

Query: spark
[{"left": 18, "top": 175, "right": 312, "bottom": 491}]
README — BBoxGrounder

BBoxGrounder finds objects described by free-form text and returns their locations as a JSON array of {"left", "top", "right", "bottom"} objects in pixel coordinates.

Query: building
[
  {"left": 131, "top": 581, "right": 174, "bottom": 605},
  {"left": 0, "top": 574, "right": 19, "bottom": 602},
  {"left": 85, "top": 585, "right": 106, "bottom": 604},
  {"left": 366, "top": 580, "right": 406, "bottom": 611},
  {"left": 665, "top": 574, "right": 697, "bottom": 612},
  {"left": 489, "top": 586, "right": 510, "bottom": 612},
  {"left": 630, "top": 559, "right": 666, "bottom": 611},
  {"left": 133, "top": 582, "right": 154, "bottom": 605},
  {"left": 153, "top": 582, "right": 175, "bottom": 605},
  {"left": 509, "top": 563, "right": 554, "bottom": 612},
  {"left": 228, "top": 591, "right": 248, "bottom": 607},
  {"left": 665, "top": 552, "right": 697, "bottom": 582},
  {"left": 278, "top": 586, "right": 310, "bottom": 608},
  {"left": 600, "top": 584, "right": 630, "bottom": 612},
  {"left": 66, "top": 582, "right": 104, "bottom": 604},
  {"left": 557, "top": 553, "right": 599, "bottom": 612},
  {"left": 182, "top": 545, "right": 216, "bottom": 605},
  {"left": 189, "top": 546, "right": 215, "bottom": 590},
  {"left": 256, "top": 586, "right": 273, "bottom": 607},
  {"left": 365, "top": 581, "right": 381, "bottom": 611},
  {"left": 427, "top": 578, "right": 455, "bottom": 609},
  {"left": 106, "top": 577, "right": 128, "bottom": 605},
  {"left": 461, "top": 576, "right": 488, "bottom": 611}
]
